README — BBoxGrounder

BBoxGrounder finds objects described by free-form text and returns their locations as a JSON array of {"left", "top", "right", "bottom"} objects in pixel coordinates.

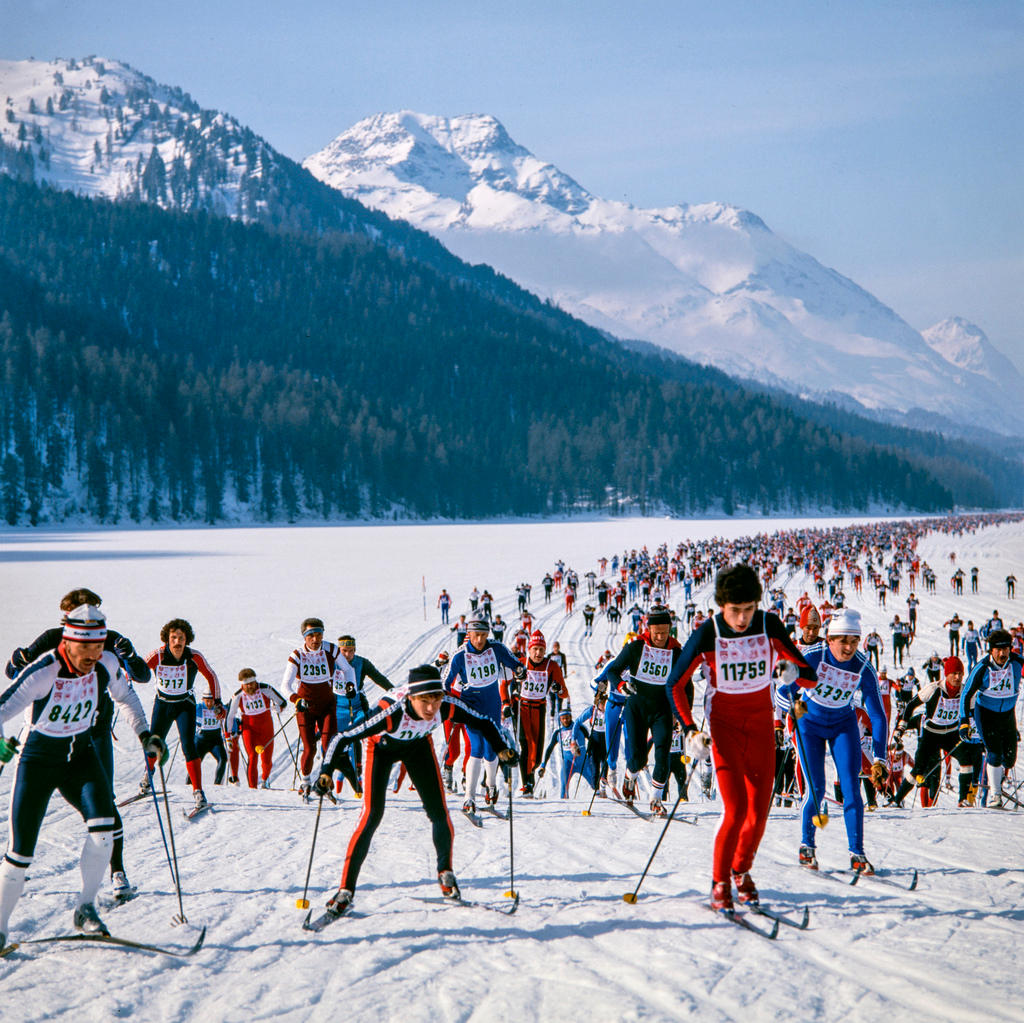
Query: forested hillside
[{"left": 0, "top": 178, "right": 1007, "bottom": 525}]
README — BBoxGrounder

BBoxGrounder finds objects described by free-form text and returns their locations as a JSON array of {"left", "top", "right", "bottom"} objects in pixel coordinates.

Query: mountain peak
[
  {"left": 922, "top": 316, "right": 1022, "bottom": 383},
  {"left": 305, "top": 110, "right": 593, "bottom": 216}
]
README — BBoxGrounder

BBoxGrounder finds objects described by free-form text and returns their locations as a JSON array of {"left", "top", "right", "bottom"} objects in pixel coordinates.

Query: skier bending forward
[{"left": 312, "top": 664, "right": 518, "bottom": 918}]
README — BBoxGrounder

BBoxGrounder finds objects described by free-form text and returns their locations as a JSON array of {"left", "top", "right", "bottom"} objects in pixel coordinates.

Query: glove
[
  {"left": 570, "top": 742, "right": 581, "bottom": 756},
  {"left": 0, "top": 736, "right": 18, "bottom": 763},
  {"left": 958, "top": 720, "right": 971, "bottom": 742},
  {"left": 295, "top": 698, "right": 309, "bottom": 712},
  {"left": 594, "top": 678, "right": 608, "bottom": 697},
  {"left": 214, "top": 700, "right": 227, "bottom": 720},
  {"left": 312, "top": 773, "right": 333, "bottom": 797},
  {"left": 774, "top": 727, "right": 785, "bottom": 749},
  {"left": 685, "top": 732, "right": 711, "bottom": 761},
  {"left": 791, "top": 697, "right": 808, "bottom": 720},
  {"left": 512, "top": 665, "right": 527, "bottom": 682},
  {"left": 870, "top": 761, "right": 888, "bottom": 787},
  {"left": 893, "top": 726, "right": 905, "bottom": 743},
  {"left": 501, "top": 704, "right": 513, "bottom": 721},
  {"left": 344, "top": 682, "right": 357, "bottom": 698},
  {"left": 537, "top": 766, "right": 546, "bottom": 779},
  {"left": 777, "top": 660, "right": 800, "bottom": 685},
  {"left": 113, "top": 635, "right": 135, "bottom": 660},
  {"left": 498, "top": 747, "right": 519, "bottom": 766},
  {"left": 622, "top": 678, "right": 637, "bottom": 695},
  {"left": 139, "top": 731, "right": 168, "bottom": 764}
]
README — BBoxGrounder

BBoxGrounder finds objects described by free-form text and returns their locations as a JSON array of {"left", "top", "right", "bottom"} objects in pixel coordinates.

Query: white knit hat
[{"left": 826, "top": 608, "right": 862, "bottom": 637}]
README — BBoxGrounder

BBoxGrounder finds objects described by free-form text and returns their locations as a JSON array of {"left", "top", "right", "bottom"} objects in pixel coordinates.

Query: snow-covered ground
[{"left": 1, "top": 515, "right": 1022, "bottom": 1023}]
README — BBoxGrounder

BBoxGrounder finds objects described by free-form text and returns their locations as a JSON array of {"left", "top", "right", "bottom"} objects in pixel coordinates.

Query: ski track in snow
[{"left": 0, "top": 516, "right": 1022, "bottom": 1023}]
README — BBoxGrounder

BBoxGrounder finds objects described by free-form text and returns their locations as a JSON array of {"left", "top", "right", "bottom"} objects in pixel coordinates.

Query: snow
[{"left": 1, "top": 515, "right": 1023, "bottom": 1023}]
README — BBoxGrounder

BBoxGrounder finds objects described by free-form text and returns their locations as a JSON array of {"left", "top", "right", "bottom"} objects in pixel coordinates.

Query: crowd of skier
[{"left": 0, "top": 509, "right": 1022, "bottom": 943}]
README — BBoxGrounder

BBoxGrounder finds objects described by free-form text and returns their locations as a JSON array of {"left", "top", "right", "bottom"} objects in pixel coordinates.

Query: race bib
[
  {"left": 715, "top": 632, "right": 772, "bottom": 694},
  {"left": 196, "top": 705, "right": 220, "bottom": 730},
  {"left": 242, "top": 692, "right": 268, "bottom": 717},
  {"left": 36, "top": 672, "right": 98, "bottom": 738},
  {"left": 809, "top": 660, "right": 861, "bottom": 709},
  {"left": 463, "top": 648, "right": 500, "bottom": 689},
  {"left": 929, "top": 694, "right": 959, "bottom": 727},
  {"left": 634, "top": 644, "right": 673, "bottom": 686},
  {"left": 299, "top": 650, "right": 330, "bottom": 683},
  {"left": 983, "top": 665, "right": 1014, "bottom": 698},
  {"left": 388, "top": 700, "right": 440, "bottom": 742},
  {"left": 522, "top": 668, "right": 549, "bottom": 700},
  {"left": 156, "top": 663, "right": 188, "bottom": 696}
]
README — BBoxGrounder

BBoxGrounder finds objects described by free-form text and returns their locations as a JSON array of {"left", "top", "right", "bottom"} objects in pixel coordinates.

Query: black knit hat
[
  {"left": 407, "top": 664, "right": 444, "bottom": 696},
  {"left": 647, "top": 606, "right": 672, "bottom": 626}
]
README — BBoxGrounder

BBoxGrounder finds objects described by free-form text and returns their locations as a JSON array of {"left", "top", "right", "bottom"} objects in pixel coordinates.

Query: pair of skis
[
  {"left": 462, "top": 803, "right": 506, "bottom": 829},
  {"left": 301, "top": 890, "right": 519, "bottom": 932},
  {"left": 1, "top": 926, "right": 206, "bottom": 959}
]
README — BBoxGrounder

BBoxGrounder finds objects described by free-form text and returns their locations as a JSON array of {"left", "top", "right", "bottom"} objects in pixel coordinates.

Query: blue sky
[{"left": 6, "top": 1, "right": 1022, "bottom": 365}]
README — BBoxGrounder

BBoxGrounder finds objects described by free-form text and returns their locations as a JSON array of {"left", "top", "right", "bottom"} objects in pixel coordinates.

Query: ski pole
[
  {"left": 256, "top": 712, "right": 296, "bottom": 756},
  {"left": 275, "top": 709, "right": 300, "bottom": 770},
  {"left": 504, "top": 761, "right": 518, "bottom": 902},
  {"left": 151, "top": 755, "right": 188, "bottom": 924},
  {"left": 622, "top": 784, "right": 688, "bottom": 903},
  {"left": 790, "top": 711, "right": 828, "bottom": 828},
  {"left": 297, "top": 791, "right": 326, "bottom": 910}
]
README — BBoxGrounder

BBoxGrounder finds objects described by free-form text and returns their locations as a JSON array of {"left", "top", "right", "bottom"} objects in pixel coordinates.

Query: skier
[
  {"left": 282, "top": 618, "right": 342, "bottom": 799},
  {"left": 335, "top": 635, "right": 394, "bottom": 792},
  {"left": 144, "top": 618, "right": 223, "bottom": 813},
  {"left": 437, "top": 589, "right": 451, "bottom": 624},
  {"left": 309, "top": 664, "right": 517, "bottom": 920},
  {"left": 444, "top": 616, "right": 525, "bottom": 814},
  {"left": 196, "top": 691, "right": 230, "bottom": 786},
  {"left": 0, "top": 606, "right": 163, "bottom": 948},
  {"left": 226, "top": 669, "right": 288, "bottom": 789},
  {"left": 777, "top": 608, "right": 888, "bottom": 875},
  {"left": 959, "top": 630, "right": 1022, "bottom": 808},
  {"left": 502, "top": 631, "right": 568, "bottom": 796},
  {"left": 4, "top": 587, "right": 150, "bottom": 903},
  {"left": 894, "top": 656, "right": 981, "bottom": 807},
  {"left": 598, "top": 606, "right": 686, "bottom": 817},
  {"left": 668, "top": 565, "right": 815, "bottom": 911}
]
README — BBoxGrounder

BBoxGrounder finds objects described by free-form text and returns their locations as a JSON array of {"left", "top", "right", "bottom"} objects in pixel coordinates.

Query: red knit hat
[
  {"left": 799, "top": 605, "right": 820, "bottom": 630},
  {"left": 528, "top": 630, "right": 545, "bottom": 649},
  {"left": 943, "top": 656, "right": 964, "bottom": 675}
]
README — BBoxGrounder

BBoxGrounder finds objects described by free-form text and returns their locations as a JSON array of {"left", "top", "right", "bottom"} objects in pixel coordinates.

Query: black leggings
[
  {"left": 7, "top": 743, "right": 114, "bottom": 864},
  {"left": 151, "top": 696, "right": 198, "bottom": 761},
  {"left": 976, "top": 706, "right": 1019, "bottom": 769},
  {"left": 340, "top": 736, "right": 452, "bottom": 892},
  {"left": 195, "top": 729, "right": 228, "bottom": 784},
  {"left": 623, "top": 687, "right": 673, "bottom": 787}
]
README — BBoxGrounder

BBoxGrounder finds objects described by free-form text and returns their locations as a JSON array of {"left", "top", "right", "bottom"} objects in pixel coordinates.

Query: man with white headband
[
  {"left": 777, "top": 607, "right": 889, "bottom": 875},
  {"left": 0, "top": 606, "right": 164, "bottom": 949}
]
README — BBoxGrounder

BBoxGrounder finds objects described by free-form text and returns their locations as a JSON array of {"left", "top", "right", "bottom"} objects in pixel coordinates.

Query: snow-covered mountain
[
  {"left": 305, "top": 112, "right": 1024, "bottom": 438},
  {"left": 922, "top": 316, "right": 1024, "bottom": 387}
]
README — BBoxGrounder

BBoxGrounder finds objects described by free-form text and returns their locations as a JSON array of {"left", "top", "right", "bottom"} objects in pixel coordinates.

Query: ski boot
[
  {"left": 138, "top": 775, "right": 151, "bottom": 797},
  {"left": 438, "top": 870, "right": 461, "bottom": 900},
  {"left": 260, "top": 778, "right": 271, "bottom": 790},
  {"left": 799, "top": 844, "right": 819, "bottom": 871},
  {"left": 732, "top": 870, "right": 759, "bottom": 905},
  {"left": 649, "top": 798, "right": 667, "bottom": 818},
  {"left": 298, "top": 781, "right": 312, "bottom": 801},
  {"left": 710, "top": 881, "right": 734, "bottom": 912},
  {"left": 228, "top": 776, "right": 239, "bottom": 785},
  {"left": 621, "top": 775, "right": 636, "bottom": 805},
  {"left": 462, "top": 799, "right": 477, "bottom": 815},
  {"left": 193, "top": 789, "right": 209, "bottom": 812},
  {"left": 522, "top": 780, "right": 534, "bottom": 798},
  {"left": 442, "top": 765, "right": 454, "bottom": 792},
  {"left": 73, "top": 902, "right": 109, "bottom": 936},
  {"left": 485, "top": 785, "right": 499, "bottom": 807},
  {"left": 110, "top": 871, "right": 133, "bottom": 900},
  {"left": 325, "top": 888, "right": 354, "bottom": 918},
  {"left": 850, "top": 853, "right": 874, "bottom": 875}
]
